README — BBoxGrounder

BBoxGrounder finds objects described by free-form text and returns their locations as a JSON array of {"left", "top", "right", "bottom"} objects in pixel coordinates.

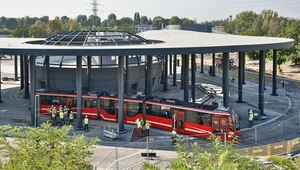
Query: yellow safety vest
[
  {"left": 249, "top": 113, "right": 254, "bottom": 121},
  {"left": 59, "top": 111, "right": 64, "bottom": 119},
  {"left": 137, "top": 121, "right": 142, "bottom": 128},
  {"left": 145, "top": 123, "right": 150, "bottom": 130},
  {"left": 84, "top": 118, "right": 89, "bottom": 124},
  {"left": 52, "top": 108, "right": 56, "bottom": 117},
  {"left": 69, "top": 113, "right": 74, "bottom": 120}
]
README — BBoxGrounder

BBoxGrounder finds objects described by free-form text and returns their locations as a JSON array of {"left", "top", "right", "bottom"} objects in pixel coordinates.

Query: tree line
[
  {"left": 224, "top": 10, "right": 300, "bottom": 68},
  {"left": 0, "top": 12, "right": 199, "bottom": 38}
]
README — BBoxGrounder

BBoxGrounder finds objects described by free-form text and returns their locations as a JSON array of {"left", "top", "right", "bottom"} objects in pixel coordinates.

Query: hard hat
[
  {"left": 85, "top": 115, "right": 88, "bottom": 117},
  {"left": 249, "top": 110, "right": 253, "bottom": 113},
  {"left": 51, "top": 105, "right": 53, "bottom": 107},
  {"left": 146, "top": 120, "right": 148, "bottom": 123}
]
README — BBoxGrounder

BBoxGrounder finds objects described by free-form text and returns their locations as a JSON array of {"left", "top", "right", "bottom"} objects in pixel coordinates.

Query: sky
[{"left": 0, "top": 0, "right": 300, "bottom": 22}]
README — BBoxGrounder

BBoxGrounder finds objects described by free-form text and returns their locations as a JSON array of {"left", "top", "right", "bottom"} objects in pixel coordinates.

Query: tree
[
  {"left": 77, "top": 15, "right": 88, "bottom": 27},
  {"left": 11, "top": 26, "right": 27, "bottom": 37},
  {"left": 181, "top": 18, "right": 195, "bottom": 25},
  {"left": 140, "top": 16, "right": 148, "bottom": 25},
  {"left": 152, "top": 16, "right": 164, "bottom": 29},
  {"left": 5, "top": 18, "right": 18, "bottom": 30},
  {"left": 169, "top": 16, "right": 182, "bottom": 25},
  {"left": 28, "top": 20, "right": 48, "bottom": 38},
  {"left": 134, "top": 12, "right": 140, "bottom": 25},
  {"left": 117, "top": 17, "right": 133, "bottom": 26},
  {"left": 40, "top": 16, "right": 49, "bottom": 23},
  {"left": 107, "top": 13, "right": 117, "bottom": 27},
  {"left": 62, "top": 19, "right": 82, "bottom": 32},
  {"left": 61, "top": 16, "right": 70, "bottom": 23},
  {"left": 47, "top": 20, "right": 62, "bottom": 35},
  {"left": 269, "top": 156, "right": 300, "bottom": 170},
  {"left": 0, "top": 123, "right": 99, "bottom": 169},
  {"left": 0, "top": 16, "right": 7, "bottom": 28},
  {"left": 88, "top": 15, "right": 101, "bottom": 28},
  {"left": 143, "top": 137, "right": 265, "bottom": 170}
]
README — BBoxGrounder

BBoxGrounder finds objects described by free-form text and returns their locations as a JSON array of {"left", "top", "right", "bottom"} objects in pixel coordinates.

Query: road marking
[{"left": 0, "top": 109, "right": 8, "bottom": 113}]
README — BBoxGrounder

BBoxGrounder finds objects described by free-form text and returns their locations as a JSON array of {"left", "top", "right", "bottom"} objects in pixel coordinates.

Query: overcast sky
[{"left": 1, "top": 0, "right": 299, "bottom": 22}]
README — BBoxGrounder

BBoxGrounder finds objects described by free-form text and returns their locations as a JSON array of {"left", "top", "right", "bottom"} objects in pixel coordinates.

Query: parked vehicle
[
  {"left": 35, "top": 91, "right": 241, "bottom": 141},
  {"left": 216, "top": 57, "right": 237, "bottom": 70}
]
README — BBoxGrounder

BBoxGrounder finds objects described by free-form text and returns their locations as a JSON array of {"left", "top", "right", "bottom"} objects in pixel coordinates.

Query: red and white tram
[{"left": 36, "top": 91, "right": 241, "bottom": 140}]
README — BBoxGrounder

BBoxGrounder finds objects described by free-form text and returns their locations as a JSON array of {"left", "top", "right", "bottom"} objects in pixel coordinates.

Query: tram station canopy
[{"left": 0, "top": 30, "right": 295, "bottom": 56}]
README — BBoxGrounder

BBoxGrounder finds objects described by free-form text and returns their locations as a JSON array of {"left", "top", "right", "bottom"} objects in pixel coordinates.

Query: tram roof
[{"left": 0, "top": 30, "right": 295, "bottom": 56}]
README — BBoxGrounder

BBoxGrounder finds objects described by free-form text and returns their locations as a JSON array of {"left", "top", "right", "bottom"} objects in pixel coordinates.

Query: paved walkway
[{"left": 0, "top": 58, "right": 294, "bottom": 169}]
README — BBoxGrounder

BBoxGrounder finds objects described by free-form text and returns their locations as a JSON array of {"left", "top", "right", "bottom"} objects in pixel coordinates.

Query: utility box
[{"left": 248, "top": 109, "right": 261, "bottom": 120}]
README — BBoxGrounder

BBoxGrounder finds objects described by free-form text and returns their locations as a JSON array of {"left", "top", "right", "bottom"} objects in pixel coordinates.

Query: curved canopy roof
[{"left": 0, "top": 30, "right": 295, "bottom": 56}]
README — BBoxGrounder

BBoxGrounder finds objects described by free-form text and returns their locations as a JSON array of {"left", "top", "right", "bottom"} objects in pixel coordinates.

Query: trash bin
[
  {"left": 209, "top": 66, "right": 212, "bottom": 75},
  {"left": 248, "top": 109, "right": 261, "bottom": 120}
]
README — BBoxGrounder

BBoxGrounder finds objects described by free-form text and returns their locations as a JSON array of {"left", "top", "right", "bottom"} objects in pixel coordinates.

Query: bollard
[{"left": 255, "top": 127, "right": 257, "bottom": 146}]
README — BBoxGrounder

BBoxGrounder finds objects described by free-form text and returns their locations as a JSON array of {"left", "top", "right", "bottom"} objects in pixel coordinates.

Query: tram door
[
  {"left": 173, "top": 110, "right": 185, "bottom": 133},
  {"left": 114, "top": 103, "right": 127, "bottom": 122},
  {"left": 212, "top": 117, "right": 228, "bottom": 140},
  {"left": 61, "top": 98, "right": 72, "bottom": 107}
]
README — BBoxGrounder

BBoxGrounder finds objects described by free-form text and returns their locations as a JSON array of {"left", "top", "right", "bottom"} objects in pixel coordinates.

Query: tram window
[
  {"left": 161, "top": 106, "right": 171, "bottom": 119},
  {"left": 151, "top": 105, "right": 161, "bottom": 116},
  {"left": 72, "top": 97, "right": 77, "bottom": 107},
  {"left": 146, "top": 104, "right": 152, "bottom": 115},
  {"left": 228, "top": 117, "right": 234, "bottom": 131},
  {"left": 100, "top": 99, "right": 114, "bottom": 115},
  {"left": 198, "top": 112, "right": 211, "bottom": 126},
  {"left": 41, "top": 96, "right": 52, "bottom": 105},
  {"left": 186, "top": 111, "right": 198, "bottom": 124},
  {"left": 52, "top": 97, "right": 61, "bottom": 106},
  {"left": 83, "top": 98, "right": 94, "bottom": 108},
  {"left": 221, "top": 120, "right": 226, "bottom": 134},
  {"left": 127, "top": 102, "right": 139, "bottom": 117}
]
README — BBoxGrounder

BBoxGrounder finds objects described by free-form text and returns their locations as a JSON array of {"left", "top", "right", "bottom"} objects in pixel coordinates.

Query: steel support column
[
  {"left": 0, "top": 57, "right": 2, "bottom": 103},
  {"left": 163, "top": 55, "right": 168, "bottom": 91},
  {"left": 201, "top": 54, "right": 204, "bottom": 73},
  {"left": 242, "top": 52, "right": 246, "bottom": 84},
  {"left": 180, "top": 56, "right": 184, "bottom": 89},
  {"left": 20, "top": 56, "right": 24, "bottom": 91},
  {"left": 118, "top": 56, "right": 125, "bottom": 133},
  {"left": 87, "top": 56, "right": 92, "bottom": 92},
  {"left": 24, "top": 55, "right": 29, "bottom": 99},
  {"left": 45, "top": 55, "right": 50, "bottom": 89},
  {"left": 259, "top": 50, "right": 266, "bottom": 115},
  {"left": 125, "top": 56, "right": 129, "bottom": 94},
  {"left": 183, "top": 54, "right": 189, "bottom": 102},
  {"left": 29, "top": 56, "right": 36, "bottom": 126},
  {"left": 191, "top": 54, "right": 196, "bottom": 103},
  {"left": 14, "top": 55, "right": 18, "bottom": 81},
  {"left": 237, "top": 52, "right": 244, "bottom": 103},
  {"left": 212, "top": 53, "right": 216, "bottom": 76},
  {"left": 172, "top": 55, "right": 177, "bottom": 86},
  {"left": 147, "top": 55, "right": 153, "bottom": 96},
  {"left": 222, "top": 52, "right": 229, "bottom": 107},
  {"left": 169, "top": 55, "right": 172, "bottom": 75},
  {"left": 271, "top": 49, "right": 278, "bottom": 96},
  {"left": 76, "top": 56, "right": 83, "bottom": 129}
]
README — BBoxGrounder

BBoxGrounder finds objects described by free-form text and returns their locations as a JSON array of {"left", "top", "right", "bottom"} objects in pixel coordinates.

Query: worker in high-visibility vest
[
  {"left": 51, "top": 106, "right": 56, "bottom": 121},
  {"left": 59, "top": 109, "right": 65, "bottom": 126},
  {"left": 84, "top": 115, "right": 89, "bottom": 132},
  {"left": 249, "top": 110, "right": 254, "bottom": 127},
  {"left": 137, "top": 118, "right": 142, "bottom": 137},
  {"left": 145, "top": 120, "right": 151, "bottom": 136},
  {"left": 69, "top": 111, "right": 74, "bottom": 125},
  {"left": 172, "top": 129, "right": 177, "bottom": 144},
  {"left": 50, "top": 105, "right": 54, "bottom": 120}
]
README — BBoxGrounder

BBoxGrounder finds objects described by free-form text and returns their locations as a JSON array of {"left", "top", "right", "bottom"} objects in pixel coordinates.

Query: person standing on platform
[
  {"left": 52, "top": 106, "right": 57, "bottom": 121},
  {"left": 84, "top": 115, "right": 89, "bottom": 132},
  {"left": 249, "top": 110, "right": 254, "bottom": 127},
  {"left": 137, "top": 118, "right": 142, "bottom": 137},
  {"left": 172, "top": 129, "right": 177, "bottom": 144},
  {"left": 145, "top": 120, "right": 151, "bottom": 136},
  {"left": 69, "top": 111, "right": 74, "bottom": 125},
  {"left": 50, "top": 105, "right": 54, "bottom": 120},
  {"left": 59, "top": 109, "right": 65, "bottom": 127}
]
